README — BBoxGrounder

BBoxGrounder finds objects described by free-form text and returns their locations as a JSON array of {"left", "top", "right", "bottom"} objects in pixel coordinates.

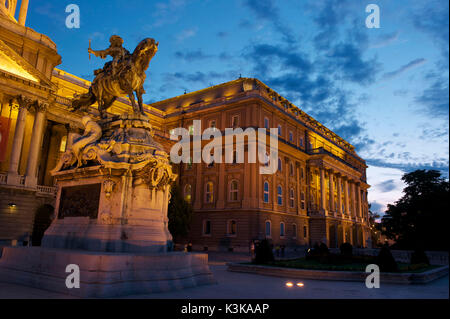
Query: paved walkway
[{"left": 0, "top": 262, "right": 448, "bottom": 299}]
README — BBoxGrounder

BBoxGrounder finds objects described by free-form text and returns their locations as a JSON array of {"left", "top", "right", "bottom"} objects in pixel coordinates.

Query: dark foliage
[
  {"left": 410, "top": 247, "right": 430, "bottom": 265},
  {"left": 381, "top": 170, "right": 449, "bottom": 251},
  {"left": 340, "top": 243, "right": 353, "bottom": 257},
  {"left": 376, "top": 245, "right": 398, "bottom": 272},
  {"left": 167, "top": 184, "right": 193, "bottom": 244},
  {"left": 254, "top": 239, "right": 274, "bottom": 264}
]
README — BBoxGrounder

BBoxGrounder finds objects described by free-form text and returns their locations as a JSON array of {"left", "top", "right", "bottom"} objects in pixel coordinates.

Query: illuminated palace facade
[{"left": 0, "top": 1, "right": 371, "bottom": 252}]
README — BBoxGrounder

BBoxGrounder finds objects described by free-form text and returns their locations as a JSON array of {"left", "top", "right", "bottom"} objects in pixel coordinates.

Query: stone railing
[
  {"left": 329, "top": 248, "right": 449, "bottom": 266},
  {"left": 36, "top": 185, "right": 58, "bottom": 196}
]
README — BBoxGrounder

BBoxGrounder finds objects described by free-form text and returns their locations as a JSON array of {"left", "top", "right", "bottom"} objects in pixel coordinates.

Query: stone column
[
  {"left": 320, "top": 167, "right": 326, "bottom": 212},
  {"left": 328, "top": 170, "right": 335, "bottom": 212},
  {"left": 336, "top": 174, "right": 342, "bottom": 214},
  {"left": 285, "top": 157, "right": 289, "bottom": 210},
  {"left": 7, "top": 95, "right": 32, "bottom": 186},
  {"left": 356, "top": 183, "right": 362, "bottom": 218},
  {"left": 193, "top": 160, "right": 203, "bottom": 210},
  {"left": 217, "top": 162, "right": 225, "bottom": 209},
  {"left": 350, "top": 182, "right": 356, "bottom": 218},
  {"left": 296, "top": 162, "right": 301, "bottom": 214},
  {"left": 25, "top": 101, "right": 48, "bottom": 188},
  {"left": 18, "top": 0, "right": 29, "bottom": 26},
  {"left": 343, "top": 178, "right": 349, "bottom": 216}
]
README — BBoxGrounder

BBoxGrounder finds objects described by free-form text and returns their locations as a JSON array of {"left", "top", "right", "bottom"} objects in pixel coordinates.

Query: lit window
[
  {"left": 228, "top": 220, "right": 237, "bottom": 236},
  {"left": 203, "top": 220, "right": 211, "bottom": 235},
  {"left": 277, "top": 186, "right": 283, "bottom": 205},
  {"left": 300, "top": 192, "right": 305, "bottom": 210},
  {"left": 265, "top": 221, "right": 271, "bottom": 237},
  {"left": 184, "top": 184, "right": 192, "bottom": 203},
  {"left": 230, "top": 180, "right": 239, "bottom": 201},
  {"left": 263, "top": 181, "right": 270, "bottom": 203},
  {"left": 280, "top": 222, "right": 285, "bottom": 237},
  {"left": 205, "top": 182, "right": 214, "bottom": 203},
  {"left": 59, "top": 135, "right": 67, "bottom": 152},
  {"left": 289, "top": 188, "right": 295, "bottom": 208}
]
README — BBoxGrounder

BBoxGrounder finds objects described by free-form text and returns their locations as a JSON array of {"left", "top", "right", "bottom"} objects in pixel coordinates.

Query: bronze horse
[{"left": 71, "top": 38, "right": 158, "bottom": 118}]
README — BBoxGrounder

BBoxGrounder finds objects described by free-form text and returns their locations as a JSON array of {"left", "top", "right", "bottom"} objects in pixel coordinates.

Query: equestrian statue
[{"left": 71, "top": 35, "right": 158, "bottom": 118}]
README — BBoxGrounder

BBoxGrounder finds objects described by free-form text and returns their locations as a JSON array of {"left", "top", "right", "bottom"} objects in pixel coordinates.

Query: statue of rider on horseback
[{"left": 71, "top": 35, "right": 158, "bottom": 118}]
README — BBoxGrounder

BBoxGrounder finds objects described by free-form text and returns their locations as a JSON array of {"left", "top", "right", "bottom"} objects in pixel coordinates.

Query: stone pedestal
[{"left": 0, "top": 114, "right": 215, "bottom": 297}]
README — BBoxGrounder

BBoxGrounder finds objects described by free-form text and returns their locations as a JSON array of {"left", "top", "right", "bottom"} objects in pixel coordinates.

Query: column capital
[
  {"left": 15, "top": 95, "right": 34, "bottom": 110},
  {"left": 33, "top": 100, "right": 49, "bottom": 113}
]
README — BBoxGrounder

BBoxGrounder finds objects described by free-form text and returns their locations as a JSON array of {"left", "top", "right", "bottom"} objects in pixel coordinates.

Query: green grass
[{"left": 254, "top": 258, "right": 437, "bottom": 273}]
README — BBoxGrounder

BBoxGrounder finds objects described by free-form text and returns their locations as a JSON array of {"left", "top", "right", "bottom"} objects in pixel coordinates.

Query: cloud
[
  {"left": 366, "top": 158, "right": 449, "bottom": 176},
  {"left": 376, "top": 179, "right": 396, "bottom": 193},
  {"left": 152, "top": 0, "right": 187, "bottom": 27},
  {"left": 176, "top": 27, "right": 198, "bottom": 42},
  {"left": 369, "top": 201, "right": 385, "bottom": 214},
  {"left": 370, "top": 31, "right": 400, "bottom": 49},
  {"left": 415, "top": 73, "right": 449, "bottom": 118},
  {"left": 242, "top": 0, "right": 295, "bottom": 43},
  {"left": 412, "top": 1, "right": 449, "bottom": 62},
  {"left": 163, "top": 70, "right": 240, "bottom": 87},
  {"left": 175, "top": 50, "right": 213, "bottom": 62},
  {"left": 382, "top": 58, "right": 427, "bottom": 80}
]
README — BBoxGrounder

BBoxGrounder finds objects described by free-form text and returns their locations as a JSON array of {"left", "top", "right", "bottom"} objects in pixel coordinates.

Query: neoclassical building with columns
[{"left": 0, "top": 0, "right": 370, "bottom": 251}]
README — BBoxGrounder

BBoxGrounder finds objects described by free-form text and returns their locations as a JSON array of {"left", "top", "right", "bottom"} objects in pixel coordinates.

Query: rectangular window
[
  {"left": 231, "top": 115, "right": 240, "bottom": 128},
  {"left": 264, "top": 118, "right": 269, "bottom": 130},
  {"left": 188, "top": 125, "right": 194, "bottom": 135},
  {"left": 292, "top": 224, "right": 297, "bottom": 239},
  {"left": 203, "top": 220, "right": 211, "bottom": 235},
  {"left": 299, "top": 137, "right": 304, "bottom": 147},
  {"left": 289, "top": 131, "right": 293, "bottom": 142},
  {"left": 303, "top": 226, "right": 308, "bottom": 238}
]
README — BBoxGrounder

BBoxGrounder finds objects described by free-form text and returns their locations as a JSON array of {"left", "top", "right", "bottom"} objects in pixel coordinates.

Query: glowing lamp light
[
  {"left": 8, "top": 203, "right": 16, "bottom": 208},
  {"left": 285, "top": 282, "right": 294, "bottom": 287},
  {"left": 296, "top": 282, "right": 304, "bottom": 287}
]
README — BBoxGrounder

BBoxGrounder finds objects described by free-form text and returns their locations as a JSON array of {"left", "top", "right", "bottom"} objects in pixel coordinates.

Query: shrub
[
  {"left": 410, "top": 248, "right": 430, "bottom": 265},
  {"left": 376, "top": 245, "right": 398, "bottom": 272},
  {"left": 253, "top": 239, "right": 274, "bottom": 264},
  {"left": 318, "top": 243, "right": 329, "bottom": 255},
  {"left": 340, "top": 243, "right": 353, "bottom": 257}
]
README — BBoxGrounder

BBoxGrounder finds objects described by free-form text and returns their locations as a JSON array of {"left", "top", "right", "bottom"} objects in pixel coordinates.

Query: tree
[
  {"left": 368, "top": 204, "right": 382, "bottom": 247},
  {"left": 380, "top": 170, "right": 449, "bottom": 251},
  {"left": 167, "top": 184, "right": 193, "bottom": 244}
]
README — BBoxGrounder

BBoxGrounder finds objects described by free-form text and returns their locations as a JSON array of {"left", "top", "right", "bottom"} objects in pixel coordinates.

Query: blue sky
[{"left": 24, "top": 0, "right": 449, "bottom": 217}]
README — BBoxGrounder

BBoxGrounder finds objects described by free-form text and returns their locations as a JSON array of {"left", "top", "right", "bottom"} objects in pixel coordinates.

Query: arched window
[
  {"left": 229, "top": 180, "right": 239, "bottom": 201},
  {"left": 205, "top": 182, "right": 214, "bottom": 203},
  {"left": 280, "top": 222, "right": 285, "bottom": 237},
  {"left": 184, "top": 184, "right": 192, "bottom": 203},
  {"left": 227, "top": 220, "right": 237, "bottom": 236},
  {"left": 263, "top": 181, "right": 270, "bottom": 203},
  {"left": 265, "top": 220, "right": 271, "bottom": 238},
  {"left": 289, "top": 188, "right": 295, "bottom": 208},
  {"left": 277, "top": 185, "right": 283, "bottom": 205}
]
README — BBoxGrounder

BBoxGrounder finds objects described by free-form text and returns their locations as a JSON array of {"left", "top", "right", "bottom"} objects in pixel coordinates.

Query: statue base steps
[{"left": 0, "top": 247, "right": 216, "bottom": 298}]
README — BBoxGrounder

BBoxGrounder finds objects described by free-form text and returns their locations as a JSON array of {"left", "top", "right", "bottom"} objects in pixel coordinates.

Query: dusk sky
[{"left": 25, "top": 0, "right": 448, "bottom": 218}]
